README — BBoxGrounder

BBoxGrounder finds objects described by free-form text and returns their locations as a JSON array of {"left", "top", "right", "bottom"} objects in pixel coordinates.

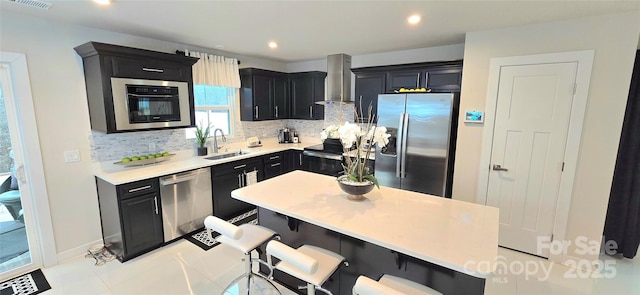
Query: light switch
[{"left": 64, "top": 150, "right": 80, "bottom": 163}]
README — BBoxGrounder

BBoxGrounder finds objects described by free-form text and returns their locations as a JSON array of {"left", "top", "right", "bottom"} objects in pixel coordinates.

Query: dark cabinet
[
  {"left": 74, "top": 42, "right": 197, "bottom": 133},
  {"left": 211, "top": 158, "right": 263, "bottom": 220},
  {"left": 284, "top": 149, "right": 303, "bottom": 172},
  {"left": 386, "top": 69, "right": 423, "bottom": 92},
  {"left": 353, "top": 72, "right": 386, "bottom": 123},
  {"left": 239, "top": 68, "right": 288, "bottom": 121},
  {"left": 353, "top": 60, "right": 463, "bottom": 124},
  {"left": 96, "top": 178, "right": 163, "bottom": 262},
  {"left": 263, "top": 152, "right": 285, "bottom": 179},
  {"left": 423, "top": 66, "right": 463, "bottom": 91},
  {"left": 120, "top": 193, "right": 163, "bottom": 258},
  {"left": 289, "top": 72, "right": 326, "bottom": 120}
]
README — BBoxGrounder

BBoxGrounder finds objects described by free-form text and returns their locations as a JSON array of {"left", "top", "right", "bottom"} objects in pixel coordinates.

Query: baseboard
[{"left": 56, "top": 238, "right": 103, "bottom": 264}]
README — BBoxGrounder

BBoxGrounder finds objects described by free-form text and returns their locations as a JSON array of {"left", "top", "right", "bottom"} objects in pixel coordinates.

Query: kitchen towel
[{"left": 245, "top": 170, "right": 258, "bottom": 186}]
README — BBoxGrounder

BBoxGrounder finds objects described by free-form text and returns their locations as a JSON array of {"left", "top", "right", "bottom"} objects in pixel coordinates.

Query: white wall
[
  {"left": 0, "top": 12, "right": 287, "bottom": 259},
  {"left": 454, "top": 11, "right": 640, "bottom": 261}
]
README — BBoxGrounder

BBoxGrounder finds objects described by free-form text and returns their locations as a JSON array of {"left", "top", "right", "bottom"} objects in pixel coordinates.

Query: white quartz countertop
[
  {"left": 93, "top": 140, "right": 317, "bottom": 185},
  {"left": 232, "top": 170, "right": 499, "bottom": 278}
]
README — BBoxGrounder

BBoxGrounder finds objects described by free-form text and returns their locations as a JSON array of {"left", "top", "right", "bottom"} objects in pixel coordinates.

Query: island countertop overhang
[{"left": 231, "top": 170, "right": 499, "bottom": 278}]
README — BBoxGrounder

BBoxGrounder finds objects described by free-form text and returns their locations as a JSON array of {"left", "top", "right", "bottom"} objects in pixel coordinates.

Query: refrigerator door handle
[
  {"left": 396, "top": 113, "right": 405, "bottom": 178},
  {"left": 400, "top": 113, "right": 409, "bottom": 178}
]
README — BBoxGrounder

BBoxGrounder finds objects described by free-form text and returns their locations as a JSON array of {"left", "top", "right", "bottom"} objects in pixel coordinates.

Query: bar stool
[
  {"left": 353, "top": 274, "right": 442, "bottom": 295},
  {"left": 203, "top": 216, "right": 281, "bottom": 295},
  {"left": 265, "top": 240, "right": 347, "bottom": 295}
]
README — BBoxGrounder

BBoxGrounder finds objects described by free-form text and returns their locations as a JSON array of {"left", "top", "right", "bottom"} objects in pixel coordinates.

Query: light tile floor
[{"left": 29, "top": 240, "right": 640, "bottom": 295}]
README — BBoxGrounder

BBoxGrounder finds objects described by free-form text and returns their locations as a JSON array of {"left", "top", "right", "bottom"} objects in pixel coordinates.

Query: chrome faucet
[{"left": 212, "top": 128, "right": 226, "bottom": 154}]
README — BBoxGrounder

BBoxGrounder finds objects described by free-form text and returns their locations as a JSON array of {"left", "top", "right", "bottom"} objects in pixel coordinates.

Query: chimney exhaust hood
[{"left": 320, "top": 53, "right": 352, "bottom": 104}]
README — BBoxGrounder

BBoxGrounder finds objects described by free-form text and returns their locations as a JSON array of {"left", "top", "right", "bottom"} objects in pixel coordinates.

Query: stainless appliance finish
[
  {"left": 322, "top": 54, "right": 352, "bottom": 104},
  {"left": 375, "top": 93, "right": 455, "bottom": 197},
  {"left": 302, "top": 144, "right": 344, "bottom": 177},
  {"left": 111, "top": 77, "right": 192, "bottom": 131},
  {"left": 159, "top": 168, "right": 212, "bottom": 242}
]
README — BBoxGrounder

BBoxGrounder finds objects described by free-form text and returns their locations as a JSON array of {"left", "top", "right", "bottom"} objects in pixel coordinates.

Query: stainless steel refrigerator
[{"left": 375, "top": 93, "right": 457, "bottom": 197}]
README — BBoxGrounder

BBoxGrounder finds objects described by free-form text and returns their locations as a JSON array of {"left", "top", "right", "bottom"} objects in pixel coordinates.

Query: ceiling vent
[{"left": 6, "top": 0, "right": 53, "bottom": 10}]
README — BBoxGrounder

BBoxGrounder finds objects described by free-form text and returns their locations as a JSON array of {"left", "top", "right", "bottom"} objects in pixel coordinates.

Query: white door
[{"left": 487, "top": 62, "right": 577, "bottom": 258}]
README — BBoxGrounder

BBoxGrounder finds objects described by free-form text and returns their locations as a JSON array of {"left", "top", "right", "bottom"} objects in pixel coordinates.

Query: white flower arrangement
[{"left": 321, "top": 120, "right": 391, "bottom": 186}]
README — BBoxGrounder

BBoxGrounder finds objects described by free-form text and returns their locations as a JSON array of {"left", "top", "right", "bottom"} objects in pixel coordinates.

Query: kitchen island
[{"left": 232, "top": 170, "right": 499, "bottom": 294}]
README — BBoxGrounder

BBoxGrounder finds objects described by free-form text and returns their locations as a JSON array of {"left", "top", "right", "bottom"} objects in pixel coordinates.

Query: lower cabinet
[
  {"left": 211, "top": 158, "right": 263, "bottom": 220},
  {"left": 120, "top": 193, "right": 164, "bottom": 258},
  {"left": 263, "top": 152, "right": 285, "bottom": 179},
  {"left": 285, "top": 149, "right": 303, "bottom": 172},
  {"left": 96, "top": 177, "right": 163, "bottom": 262},
  {"left": 257, "top": 208, "right": 485, "bottom": 295}
]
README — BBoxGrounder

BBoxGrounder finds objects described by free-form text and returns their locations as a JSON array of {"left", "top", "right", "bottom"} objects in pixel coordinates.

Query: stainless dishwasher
[{"left": 159, "top": 167, "right": 212, "bottom": 242}]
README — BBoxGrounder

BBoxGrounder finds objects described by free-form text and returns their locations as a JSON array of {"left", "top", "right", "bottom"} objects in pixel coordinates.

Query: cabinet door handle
[
  {"left": 153, "top": 197, "right": 159, "bottom": 215},
  {"left": 234, "top": 164, "right": 247, "bottom": 170},
  {"left": 424, "top": 72, "right": 429, "bottom": 88},
  {"left": 128, "top": 185, "right": 151, "bottom": 193},
  {"left": 309, "top": 106, "right": 313, "bottom": 118},
  {"left": 416, "top": 73, "right": 420, "bottom": 88},
  {"left": 142, "top": 67, "right": 164, "bottom": 73},
  {"left": 275, "top": 106, "right": 278, "bottom": 118},
  {"left": 238, "top": 174, "right": 242, "bottom": 187},
  {"left": 271, "top": 163, "right": 281, "bottom": 167},
  {"left": 255, "top": 106, "right": 259, "bottom": 119},
  {"left": 299, "top": 154, "right": 302, "bottom": 166},
  {"left": 270, "top": 156, "right": 280, "bottom": 160}
]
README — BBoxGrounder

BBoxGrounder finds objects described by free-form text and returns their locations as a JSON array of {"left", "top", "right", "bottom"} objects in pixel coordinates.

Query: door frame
[
  {"left": 476, "top": 50, "right": 594, "bottom": 262},
  {"left": 0, "top": 52, "right": 57, "bottom": 277}
]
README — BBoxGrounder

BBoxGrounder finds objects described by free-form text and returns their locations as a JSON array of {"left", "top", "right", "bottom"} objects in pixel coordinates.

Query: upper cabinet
[
  {"left": 239, "top": 68, "right": 288, "bottom": 121},
  {"left": 353, "top": 60, "right": 462, "bottom": 122},
  {"left": 74, "top": 42, "right": 198, "bottom": 133},
  {"left": 289, "top": 71, "right": 326, "bottom": 120},
  {"left": 239, "top": 69, "right": 326, "bottom": 121}
]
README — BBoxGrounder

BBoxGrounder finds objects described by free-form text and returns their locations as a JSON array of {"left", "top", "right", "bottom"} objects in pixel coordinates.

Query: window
[{"left": 187, "top": 85, "right": 235, "bottom": 138}]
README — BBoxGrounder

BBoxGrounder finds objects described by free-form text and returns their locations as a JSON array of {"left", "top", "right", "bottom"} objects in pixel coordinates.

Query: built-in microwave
[{"left": 110, "top": 77, "right": 193, "bottom": 131}]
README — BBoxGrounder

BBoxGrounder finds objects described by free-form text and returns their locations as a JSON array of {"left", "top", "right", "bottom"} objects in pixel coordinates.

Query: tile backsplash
[{"left": 89, "top": 104, "right": 355, "bottom": 162}]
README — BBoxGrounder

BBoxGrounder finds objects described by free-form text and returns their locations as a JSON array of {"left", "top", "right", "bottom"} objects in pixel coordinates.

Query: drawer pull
[
  {"left": 142, "top": 67, "right": 164, "bottom": 73},
  {"left": 128, "top": 185, "right": 151, "bottom": 193},
  {"left": 271, "top": 163, "right": 281, "bottom": 167},
  {"left": 269, "top": 156, "right": 280, "bottom": 160},
  {"left": 234, "top": 164, "right": 247, "bottom": 170}
]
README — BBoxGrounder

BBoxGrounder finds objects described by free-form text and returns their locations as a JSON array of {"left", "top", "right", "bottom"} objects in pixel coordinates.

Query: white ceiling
[{"left": 2, "top": 0, "right": 639, "bottom": 62}]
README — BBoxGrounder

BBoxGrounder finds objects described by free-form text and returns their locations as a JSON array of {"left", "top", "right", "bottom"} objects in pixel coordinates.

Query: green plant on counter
[{"left": 194, "top": 121, "right": 211, "bottom": 148}]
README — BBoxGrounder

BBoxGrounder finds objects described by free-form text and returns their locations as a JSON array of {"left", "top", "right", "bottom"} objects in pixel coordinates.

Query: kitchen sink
[{"left": 204, "top": 150, "right": 250, "bottom": 161}]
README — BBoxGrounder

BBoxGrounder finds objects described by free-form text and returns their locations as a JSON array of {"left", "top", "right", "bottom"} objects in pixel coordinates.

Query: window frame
[{"left": 187, "top": 85, "right": 236, "bottom": 139}]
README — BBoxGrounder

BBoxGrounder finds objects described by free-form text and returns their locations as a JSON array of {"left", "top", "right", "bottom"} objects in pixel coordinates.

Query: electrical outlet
[{"left": 64, "top": 150, "right": 80, "bottom": 163}]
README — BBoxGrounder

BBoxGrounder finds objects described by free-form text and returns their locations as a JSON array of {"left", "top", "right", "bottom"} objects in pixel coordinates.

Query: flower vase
[
  {"left": 197, "top": 147, "right": 208, "bottom": 156},
  {"left": 337, "top": 175, "right": 374, "bottom": 201}
]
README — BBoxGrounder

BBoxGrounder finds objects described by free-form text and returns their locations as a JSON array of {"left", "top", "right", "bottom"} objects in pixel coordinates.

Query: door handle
[
  {"left": 275, "top": 106, "right": 278, "bottom": 118},
  {"left": 255, "top": 106, "right": 259, "bottom": 119},
  {"left": 153, "top": 197, "right": 159, "bottom": 215},
  {"left": 492, "top": 164, "right": 508, "bottom": 171},
  {"left": 309, "top": 106, "right": 313, "bottom": 118}
]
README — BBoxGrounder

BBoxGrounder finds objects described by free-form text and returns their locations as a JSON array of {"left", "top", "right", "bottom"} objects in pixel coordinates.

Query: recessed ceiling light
[
  {"left": 268, "top": 42, "right": 278, "bottom": 49},
  {"left": 93, "top": 0, "right": 111, "bottom": 5},
  {"left": 408, "top": 14, "right": 421, "bottom": 25}
]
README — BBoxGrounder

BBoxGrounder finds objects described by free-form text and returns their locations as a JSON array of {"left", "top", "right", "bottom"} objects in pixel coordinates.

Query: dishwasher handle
[{"left": 160, "top": 168, "right": 209, "bottom": 186}]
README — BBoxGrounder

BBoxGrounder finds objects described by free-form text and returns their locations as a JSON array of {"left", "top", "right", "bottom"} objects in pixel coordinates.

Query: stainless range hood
[{"left": 321, "top": 53, "right": 352, "bottom": 104}]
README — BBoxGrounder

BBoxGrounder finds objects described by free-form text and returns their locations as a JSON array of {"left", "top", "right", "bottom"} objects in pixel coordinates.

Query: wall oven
[
  {"left": 302, "top": 144, "right": 344, "bottom": 177},
  {"left": 111, "top": 77, "right": 192, "bottom": 131}
]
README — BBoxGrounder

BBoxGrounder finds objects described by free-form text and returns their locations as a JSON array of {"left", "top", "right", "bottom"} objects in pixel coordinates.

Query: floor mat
[
  {"left": 0, "top": 221, "right": 28, "bottom": 264},
  {"left": 0, "top": 269, "right": 51, "bottom": 295},
  {"left": 185, "top": 209, "right": 258, "bottom": 251}
]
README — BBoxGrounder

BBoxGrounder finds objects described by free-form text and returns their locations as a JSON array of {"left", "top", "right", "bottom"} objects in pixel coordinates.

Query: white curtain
[{"left": 185, "top": 50, "right": 241, "bottom": 88}]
